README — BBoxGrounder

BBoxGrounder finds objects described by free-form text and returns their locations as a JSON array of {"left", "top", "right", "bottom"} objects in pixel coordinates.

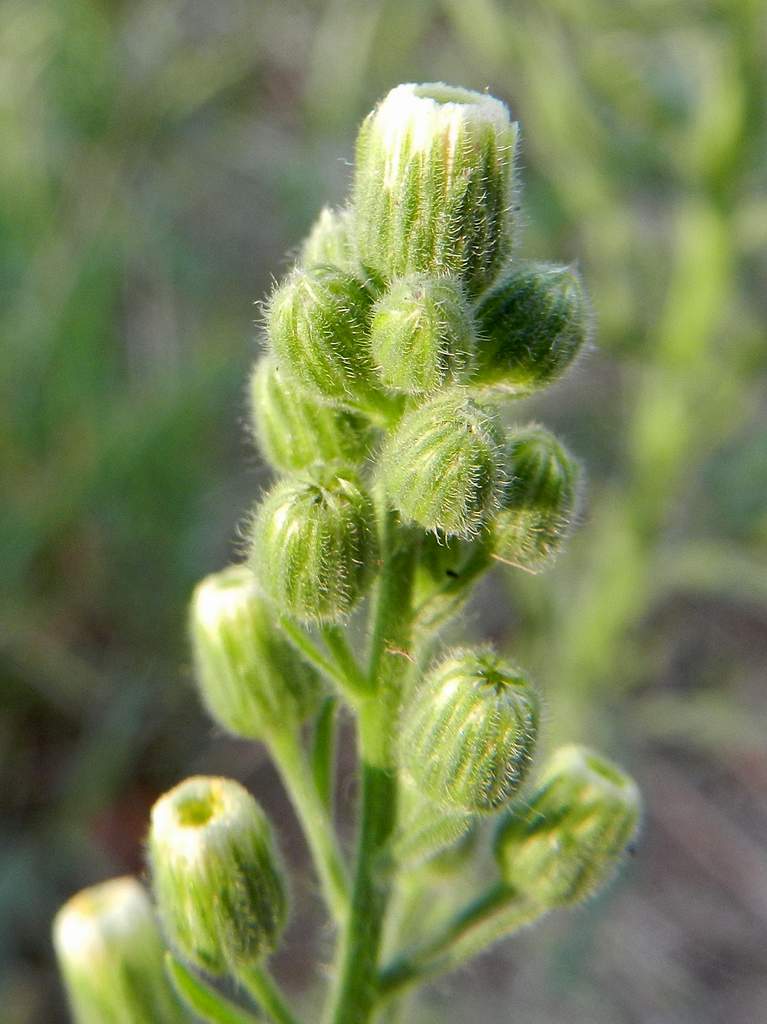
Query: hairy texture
[
  {"left": 399, "top": 646, "right": 540, "bottom": 812},
  {"left": 380, "top": 388, "right": 504, "bottom": 538}
]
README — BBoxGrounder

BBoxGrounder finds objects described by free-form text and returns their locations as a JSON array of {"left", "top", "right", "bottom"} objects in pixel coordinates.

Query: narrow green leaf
[{"left": 165, "top": 954, "right": 263, "bottom": 1024}]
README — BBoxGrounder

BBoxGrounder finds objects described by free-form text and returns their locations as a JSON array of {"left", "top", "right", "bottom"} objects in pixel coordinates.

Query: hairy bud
[
  {"left": 354, "top": 83, "right": 518, "bottom": 294},
  {"left": 189, "top": 565, "right": 322, "bottom": 740},
  {"left": 149, "top": 777, "right": 286, "bottom": 975},
  {"left": 399, "top": 647, "right": 540, "bottom": 812},
  {"left": 267, "top": 265, "right": 377, "bottom": 408},
  {"left": 474, "top": 262, "right": 590, "bottom": 394},
  {"left": 249, "top": 356, "right": 370, "bottom": 472},
  {"left": 300, "top": 206, "right": 357, "bottom": 272},
  {"left": 370, "top": 273, "right": 475, "bottom": 394},
  {"left": 380, "top": 389, "right": 503, "bottom": 538},
  {"left": 53, "top": 877, "right": 184, "bottom": 1024},
  {"left": 495, "top": 745, "right": 641, "bottom": 907},
  {"left": 249, "top": 466, "right": 378, "bottom": 623},
  {"left": 493, "top": 425, "right": 580, "bottom": 571}
]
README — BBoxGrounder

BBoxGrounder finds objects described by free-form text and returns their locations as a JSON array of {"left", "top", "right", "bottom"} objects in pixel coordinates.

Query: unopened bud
[
  {"left": 399, "top": 647, "right": 540, "bottom": 812},
  {"left": 149, "top": 777, "right": 286, "bottom": 975},
  {"left": 249, "top": 356, "right": 370, "bottom": 472},
  {"left": 495, "top": 744, "right": 641, "bottom": 907},
  {"left": 249, "top": 466, "right": 378, "bottom": 623},
  {"left": 300, "top": 206, "right": 357, "bottom": 272},
  {"left": 267, "top": 265, "right": 377, "bottom": 408},
  {"left": 190, "top": 565, "right": 322, "bottom": 740},
  {"left": 493, "top": 425, "right": 580, "bottom": 571},
  {"left": 474, "top": 262, "right": 590, "bottom": 394},
  {"left": 379, "top": 389, "right": 503, "bottom": 538},
  {"left": 354, "top": 83, "right": 519, "bottom": 294},
  {"left": 370, "top": 273, "right": 475, "bottom": 394},
  {"left": 53, "top": 877, "right": 184, "bottom": 1024}
]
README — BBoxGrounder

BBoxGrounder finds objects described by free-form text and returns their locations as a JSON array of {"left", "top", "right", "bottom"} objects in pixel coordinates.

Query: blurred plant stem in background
[{"left": 1, "top": 1, "right": 765, "bottom": 1022}]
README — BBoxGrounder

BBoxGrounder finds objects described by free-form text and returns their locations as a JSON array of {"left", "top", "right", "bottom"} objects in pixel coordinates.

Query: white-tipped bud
[{"left": 53, "top": 877, "right": 184, "bottom": 1024}]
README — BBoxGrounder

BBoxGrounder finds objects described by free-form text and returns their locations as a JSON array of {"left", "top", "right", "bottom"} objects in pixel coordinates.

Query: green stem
[
  {"left": 311, "top": 695, "right": 339, "bottom": 811},
  {"left": 322, "top": 625, "right": 370, "bottom": 696},
  {"left": 165, "top": 954, "right": 263, "bottom": 1024},
  {"left": 378, "top": 885, "right": 544, "bottom": 998},
  {"left": 324, "top": 504, "right": 417, "bottom": 1024},
  {"left": 278, "top": 617, "right": 351, "bottom": 696},
  {"left": 268, "top": 728, "right": 349, "bottom": 925},
  {"left": 238, "top": 965, "right": 303, "bottom": 1024}
]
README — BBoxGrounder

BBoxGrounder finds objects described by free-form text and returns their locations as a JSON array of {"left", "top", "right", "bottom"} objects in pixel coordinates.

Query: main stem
[{"left": 324, "top": 506, "right": 416, "bottom": 1024}]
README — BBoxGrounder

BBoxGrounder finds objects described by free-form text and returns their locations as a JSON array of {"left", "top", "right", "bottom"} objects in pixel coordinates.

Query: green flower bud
[
  {"left": 354, "top": 83, "right": 519, "bottom": 295},
  {"left": 399, "top": 647, "right": 540, "bottom": 812},
  {"left": 300, "top": 206, "right": 357, "bottom": 272},
  {"left": 249, "top": 355, "right": 370, "bottom": 472},
  {"left": 493, "top": 425, "right": 580, "bottom": 572},
  {"left": 474, "top": 262, "right": 590, "bottom": 394},
  {"left": 267, "top": 264, "right": 377, "bottom": 408},
  {"left": 149, "top": 776, "right": 286, "bottom": 975},
  {"left": 370, "top": 273, "right": 476, "bottom": 394},
  {"left": 190, "top": 565, "right": 322, "bottom": 740},
  {"left": 53, "top": 876, "right": 184, "bottom": 1024},
  {"left": 379, "top": 388, "right": 503, "bottom": 538},
  {"left": 249, "top": 465, "right": 378, "bottom": 623},
  {"left": 495, "top": 744, "right": 641, "bottom": 908}
]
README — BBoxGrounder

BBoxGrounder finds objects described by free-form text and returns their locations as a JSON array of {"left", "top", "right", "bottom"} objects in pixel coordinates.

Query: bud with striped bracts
[
  {"left": 249, "top": 355, "right": 370, "bottom": 473},
  {"left": 266, "top": 264, "right": 377, "bottom": 409},
  {"left": 379, "top": 389, "right": 504, "bottom": 538},
  {"left": 300, "top": 206, "right": 357, "bottom": 272},
  {"left": 494, "top": 745, "right": 641, "bottom": 908},
  {"left": 370, "top": 273, "right": 476, "bottom": 394},
  {"left": 492, "top": 425, "right": 580, "bottom": 572},
  {"left": 189, "top": 565, "right": 322, "bottom": 740},
  {"left": 353, "top": 83, "right": 519, "bottom": 295},
  {"left": 399, "top": 647, "right": 540, "bottom": 813},
  {"left": 474, "top": 262, "right": 590, "bottom": 395},
  {"left": 148, "top": 777, "right": 286, "bottom": 975},
  {"left": 249, "top": 465, "right": 378, "bottom": 623},
  {"left": 53, "top": 877, "right": 185, "bottom": 1024}
]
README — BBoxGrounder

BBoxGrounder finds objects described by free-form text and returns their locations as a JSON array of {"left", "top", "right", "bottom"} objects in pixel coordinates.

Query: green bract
[
  {"left": 474, "top": 261, "right": 590, "bottom": 394},
  {"left": 249, "top": 465, "right": 378, "bottom": 623},
  {"left": 149, "top": 776, "right": 286, "bottom": 975},
  {"left": 300, "top": 206, "right": 358, "bottom": 273},
  {"left": 380, "top": 388, "right": 503, "bottom": 538},
  {"left": 250, "top": 355, "right": 370, "bottom": 472},
  {"left": 354, "top": 83, "right": 519, "bottom": 295},
  {"left": 190, "top": 564, "right": 322, "bottom": 739},
  {"left": 495, "top": 744, "right": 641, "bottom": 907},
  {"left": 53, "top": 877, "right": 184, "bottom": 1024},
  {"left": 399, "top": 647, "right": 540, "bottom": 812},
  {"left": 267, "top": 264, "right": 377, "bottom": 408},
  {"left": 493, "top": 424, "right": 580, "bottom": 571},
  {"left": 370, "top": 273, "right": 475, "bottom": 394}
]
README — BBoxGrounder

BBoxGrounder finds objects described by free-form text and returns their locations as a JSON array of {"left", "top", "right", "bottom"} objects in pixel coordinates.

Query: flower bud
[
  {"left": 300, "top": 206, "right": 357, "bottom": 273},
  {"left": 190, "top": 565, "right": 322, "bottom": 740},
  {"left": 249, "top": 355, "right": 370, "bottom": 472},
  {"left": 370, "top": 273, "right": 476, "bottom": 394},
  {"left": 267, "top": 264, "right": 377, "bottom": 408},
  {"left": 492, "top": 425, "right": 580, "bottom": 572},
  {"left": 474, "top": 262, "right": 590, "bottom": 394},
  {"left": 379, "top": 388, "right": 503, "bottom": 538},
  {"left": 399, "top": 647, "right": 540, "bottom": 812},
  {"left": 148, "top": 776, "right": 286, "bottom": 975},
  {"left": 249, "top": 465, "right": 378, "bottom": 623},
  {"left": 494, "top": 744, "right": 641, "bottom": 908},
  {"left": 53, "top": 876, "right": 184, "bottom": 1024},
  {"left": 354, "top": 83, "right": 519, "bottom": 295}
]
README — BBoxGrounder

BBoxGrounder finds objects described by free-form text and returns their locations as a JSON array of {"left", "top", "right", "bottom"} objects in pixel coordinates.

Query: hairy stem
[
  {"left": 238, "top": 964, "right": 303, "bottom": 1024},
  {"left": 268, "top": 729, "right": 349, "bottom": 924}
]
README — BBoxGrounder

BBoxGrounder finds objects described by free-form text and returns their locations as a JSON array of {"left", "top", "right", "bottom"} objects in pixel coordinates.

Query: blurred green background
[{"left": 2, "top": 0, "right": 766, "bottom": 1021}]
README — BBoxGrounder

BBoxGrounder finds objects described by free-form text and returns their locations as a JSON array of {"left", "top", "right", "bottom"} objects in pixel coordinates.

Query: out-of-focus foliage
[{"left": 1, "top": 1, "right": 765, "bottom": 1022}]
